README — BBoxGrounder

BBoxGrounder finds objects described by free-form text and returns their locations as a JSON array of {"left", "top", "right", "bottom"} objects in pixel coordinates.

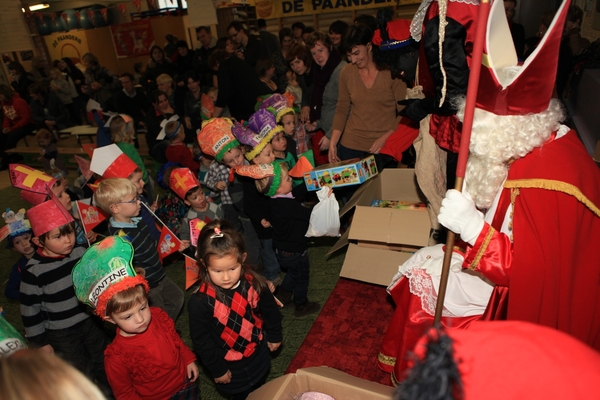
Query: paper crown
[
  {"left": 0, "top": 314, "right": 27, "bottom": 357},
  {"left": 201, "top": 93, "right": 215, "bottom": 121},
  {"left": 0, "top": 208, "right": 31, "bottom": 243},
  {"left": 9, "top": 164, "right": 57, "bottom": 206},
  {"left": 288, "top": 155, "right": 314, "bottom": 178},
  {"left": 90, "top": 144, "right": 138, "bottom": 179},
  {"left": 475, "top": 0, "right": 570, "bottom": 116},
  {"left": 258, "top": 94, "right": 295, "bottom": 122},
  {"left": 372, "top": 19, "right": 415, "bottom": 51},
  {"left": 197, "top": 118, "right": 239, "bottom": 162},
  {"left": 157, "top": 115, "right": 180, "bottom": 140},
  {"left": 247, "top": 109, "right": 282, "bottom": 159},
  {"left": 234, "top": 162, "right": 283, "bottom": 197},
  {"left": 169, "top": 167, "right": 201, "bottom": 200},
  {"left": 26, "top": 195, "right": 75, "bottom": 237},
  {"left": 72, "top": 236, "right": 149, "bottom": 319}
]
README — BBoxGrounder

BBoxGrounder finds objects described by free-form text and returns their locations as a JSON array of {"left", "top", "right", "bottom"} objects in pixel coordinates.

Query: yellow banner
[
  {"left": 254, "top": 0, "right": 421, "bottom": 19},
  {"left": 43, "top": 30, "right": 90, "bottom": 65}
]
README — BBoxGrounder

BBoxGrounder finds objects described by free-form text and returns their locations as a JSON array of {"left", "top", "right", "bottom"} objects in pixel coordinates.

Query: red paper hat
[
  {"left": 372, "top": 19, "right": 415, "bottom": 51},
  {"left": 9, "top": 164, "right": 57, "bottom": 205},
  {"left": 90, "top": 144, "right": 138, "bottom": 179},
  {"left": 27, "top": 196, "right": 74, "bottom": 237},
  {"left": 475, "top": 0, "right": 570, "bottom": 115},
  {"left": 169, "top": 167, "right": 201, "bottom": 200},
  {"left": 411, "top": 321, "right": 600, "bottom": 398}
]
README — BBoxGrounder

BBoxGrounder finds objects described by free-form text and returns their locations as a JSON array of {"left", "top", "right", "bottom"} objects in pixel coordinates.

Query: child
[
  {"left": 49, "top": 67, "right": 77, "bottom": 125},
  {"left": 237, "top": 162, "right": 322, "bottom": 317},
  {"left": 35, "top": 129, "right": 67, "bottom": 174},
  {"left": 47, "top": 167, "right": 80, "bottom": 201},
  {"left": 90, "top": 144, "right": 160, "bottom": 242},
  {"left": 165, "top": 120, "right": 200, "bottom": 173},
  {"left": 188, "top": 220, "right": 282, "bottom": 400},
  {"left": 94, "top": 178, "right": 184, "bottom": 322},
  {"left": 232, "top": 121, "right": 282, "bottom": 287},
  {"left": 3, "top": 208, "right": 35, "bottom": 300},
  {"left": 200, "top": 87, "right": 218, "bottom": 121},
  {"left": 72, "top": 236, "right": 200, "bottom": 399},
  {"left": 109, "top": 114, "right": 151, "bottom": 198},
  {"left": 199, "top": 118, "right": 261, "bottom": 269},
  {"left": 20, "top": 197, "right": 111, "bottom": 395},
  {"left": 169, "top": 167, "right": 224, "bottom": 250},
  {"left": 155, "top": 162, "right": 188, "bottom": 237},
  {"left": 285, "top": 70, "right": 302, "bottom": 111},
  {"left": 258, "top": 95, "right": 299, "bottom": 167}
]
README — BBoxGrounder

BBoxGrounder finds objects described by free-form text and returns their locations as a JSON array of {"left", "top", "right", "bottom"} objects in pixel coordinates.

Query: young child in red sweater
[
  {"left": 72, "top": 236, "right": 199, "bottom": 400},
  {"left": 165, "top": 120, "right": 200, "bottom": 173}
]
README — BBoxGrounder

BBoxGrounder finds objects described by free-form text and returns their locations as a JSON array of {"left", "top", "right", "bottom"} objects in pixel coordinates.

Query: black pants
[{"left": 0, "top": 124, "right": 33, "bottom": 158}]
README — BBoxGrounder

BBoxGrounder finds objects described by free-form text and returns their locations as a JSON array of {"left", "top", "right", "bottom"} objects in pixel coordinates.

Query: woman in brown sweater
[{"left": 330, "top": 24, "right": 406, "bottom": 170}]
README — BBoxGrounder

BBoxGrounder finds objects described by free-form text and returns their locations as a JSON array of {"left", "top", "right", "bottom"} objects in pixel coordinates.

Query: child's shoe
[
  {"left": 294, "top": 301, "right": 320, "bottom": 317},
  {"left": 275, "top": 288, "right": 294, "bottom": 308}
]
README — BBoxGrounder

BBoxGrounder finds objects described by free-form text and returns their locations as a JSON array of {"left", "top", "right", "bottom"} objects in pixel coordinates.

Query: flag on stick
[{"left": 184, "top": 255, "right": 200, "bottom": 289}]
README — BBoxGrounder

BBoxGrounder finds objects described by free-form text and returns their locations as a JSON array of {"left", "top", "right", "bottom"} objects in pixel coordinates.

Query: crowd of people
[{"left": 1, "top": 1, "right": 599, "bottom": 399}]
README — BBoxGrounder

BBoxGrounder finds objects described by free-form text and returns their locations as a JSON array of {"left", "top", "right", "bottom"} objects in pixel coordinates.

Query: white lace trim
[
  {"left": 404, "top": 267, "right": 456, "bottom": 318},
  {"left": 410, "top": 0, "right": 480, "bottom": 42}
]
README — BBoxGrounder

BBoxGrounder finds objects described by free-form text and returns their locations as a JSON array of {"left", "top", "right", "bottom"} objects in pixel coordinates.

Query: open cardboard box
[
  {"left": 329, "top": 169, "right": 431, "bottom": 286},
  {"left": 247, "top": 366, "right": 394, "bottom": 399}
]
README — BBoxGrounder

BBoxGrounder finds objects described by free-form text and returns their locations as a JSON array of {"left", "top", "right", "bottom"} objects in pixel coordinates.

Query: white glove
[
  {"left": 422, "top": 250, "right": 464, "bottom": 276},
  {"left": 438, "top": 189, "right": 485, "bottom": 246}
]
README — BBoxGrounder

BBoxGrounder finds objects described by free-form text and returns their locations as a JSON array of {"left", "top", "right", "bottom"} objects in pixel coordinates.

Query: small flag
[
  {"left": 81, "top": 143, "right": 97, "bottom": 159},
  {"left": 76, "top": 201, "right": 107, "bottom": 233},
  {"left": 133, "top": 0, "right": 142, "bottom": 13},
  {"left": 87, "top": 9, "right": 95, "bottom": 26},
  {"left": 189, "top": 218, "right": 207, "bottom": 247},
  {"left": 100, "top": 8, "right": 108, "bottom": 23},
  {"left": 157, "top": 225, "right": 181, "bottom": 261},
  {"left": 184, "top": 255, "right": 200, "bottom": 289},
  {"left": 61, "top": 13, "right": 68, "bottom": 26},
  {"left": 74, "top": 11, "right": 81, "bottom": 26},
  {"left": 118, "top": 3, "right": 128, "bottom": 17},
  {"left": 74, "top": 155, "right": 94, "bottom": 179}
]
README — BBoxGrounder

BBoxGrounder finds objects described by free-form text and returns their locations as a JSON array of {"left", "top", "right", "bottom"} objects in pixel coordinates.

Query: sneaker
[
  {"left": 275, "top": 288, "right": 293, "bottom": 308},
  {"left": 294, "top": 301, "right": 320, "bottom": 317}
]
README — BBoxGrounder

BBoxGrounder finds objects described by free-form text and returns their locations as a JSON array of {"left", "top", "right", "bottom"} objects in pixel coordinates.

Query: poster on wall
[
  {"left": 250, "top": 0, "right": 421, "bottom": 19},
  {"left": 109, "top": 20, "right": 155, "bottom": 58},
  {"left": 43, "top": 30, "right": 90, "bottom": 65}
]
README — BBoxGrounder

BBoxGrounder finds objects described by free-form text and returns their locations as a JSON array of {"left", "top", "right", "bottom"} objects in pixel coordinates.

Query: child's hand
[
  {"left": 179, "top": 240, "right": 190, "bottom": 252},
  {"left": 186, "top": 362, "right": 199, "bottom": 382},
  {"left": 214, "top": 370, "right": 232, "bottom": 384},
  {"left": 260, "top": 219, "right": 271, "bottom": 228},
  {"left": 150, "top": 201, "right": 158, "bottom": 212},
  {"left": 266, "top": 280, "right": 275, "bottom": 293},
  {"left": 86, "top": 230, "right": 98, "bottom": 243},
  {"left": 267, "top": 342, "right": 281, "bottom": 352},
  {"left": 318, "top": 135, "right": 330, "bottom": 151},
  {"left": 305, "top": 121, "right": 317, "bottom": 132},
  {"left": 215, "top": 181, "right": 227, "bottom": 191}
]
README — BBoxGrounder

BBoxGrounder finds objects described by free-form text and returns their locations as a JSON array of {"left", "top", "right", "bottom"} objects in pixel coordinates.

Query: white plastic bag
[{"left": 305, "top": 187, "right": 340, "bottom": 237}]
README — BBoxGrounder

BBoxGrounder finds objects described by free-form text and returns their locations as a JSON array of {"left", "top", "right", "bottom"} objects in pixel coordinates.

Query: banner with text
[
  {"left": 252, "top": 0, "right": 420, "bottom": 19},
  {"left": 43, "top": 30, "right": 90, "bottom": 65}
]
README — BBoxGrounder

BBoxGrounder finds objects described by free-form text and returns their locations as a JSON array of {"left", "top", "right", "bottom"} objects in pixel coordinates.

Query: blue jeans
[
  {"left": 276, "top": 249, "right": 310, "bottom": 306},
  {"left": 260, "top": 239, "right": 280, "bottom": 281}
]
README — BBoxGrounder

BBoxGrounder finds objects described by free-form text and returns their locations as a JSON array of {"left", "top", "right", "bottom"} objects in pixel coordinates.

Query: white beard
[{"left": 455, "top": 98, "right": 565, "bottom": 210}]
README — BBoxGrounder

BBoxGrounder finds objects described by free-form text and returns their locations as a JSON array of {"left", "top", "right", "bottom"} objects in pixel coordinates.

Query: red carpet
[{"left": 286, "top": 278, "right": 395, "bottom": 386}]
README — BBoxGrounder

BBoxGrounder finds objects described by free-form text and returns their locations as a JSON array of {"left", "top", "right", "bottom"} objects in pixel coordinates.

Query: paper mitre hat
[
  {"left": 475, "top": 0, "right": 571, "bottom": 116},
  {"left": 157, "top": 115, "right": 180, "bottom": 140},
  {"left": 247, "top": 109, "right": 282, "bottom": 159},
  {"left": 72, "top": 236, "right": 149, "bottom": 319},
  {"left": 0, "top": 314, "right": 27, "bottom": 357},
  {"left": 230, "top": 122, "right": 270, "bottom": 161},
  {"left": 288, "top": 155, "right": 314, "bottom": 178},
  {"left": 26, "top": 194, "right": 74, "bottom": 237},
  {"left": 9, "top": 164, "right": 57, "bottom": 206},
  {"left": 0, "top": 208, "right": 31, "bottom": 243},
  {"left": 90, "top": 144, "right": 138, "bottom": 179},
  {"left": 198, "top": 118, "right": 239, "bottom": 162},
  {"left": 169, "top": 167, "right": 201, "bottom": 200},
  {"left": 258, "top": 94, "right": 295, "bottom": 122},
  {"left": 234, "top": 162, "right": 283, "bottom": 197},
  {"left": 201, "top": 93, "right": 215, "bottom": 121},
  {"left": 372, "top": 19, "right": 416, "bottom": 51}
]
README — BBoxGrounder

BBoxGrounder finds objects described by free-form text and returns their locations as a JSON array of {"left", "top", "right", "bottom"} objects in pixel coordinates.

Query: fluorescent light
[{"left": 28, "top": 4, "right": 50, "bottom": 11}]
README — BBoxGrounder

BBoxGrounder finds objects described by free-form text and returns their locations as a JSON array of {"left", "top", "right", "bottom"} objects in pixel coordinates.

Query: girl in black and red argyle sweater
[{"left": 188, "top": 219, "right": 282, "bottom": 400}]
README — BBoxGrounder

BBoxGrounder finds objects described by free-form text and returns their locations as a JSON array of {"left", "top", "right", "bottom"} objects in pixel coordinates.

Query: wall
[{"left": 581, "top": 0, "right": 600, "bottom": 42}]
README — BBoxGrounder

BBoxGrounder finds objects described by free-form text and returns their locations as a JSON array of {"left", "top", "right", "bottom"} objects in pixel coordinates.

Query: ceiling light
[{"left": 28, "top": 4, "right": 50, "bottom": 11}]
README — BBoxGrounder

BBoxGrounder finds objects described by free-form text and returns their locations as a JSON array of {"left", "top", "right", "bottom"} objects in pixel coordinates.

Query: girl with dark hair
[
  {"left": 7, "top": 61, "right": 36, "bottom": 103},
  {"left": 286, "top": 44, "right": 313, "bottom": 122},
  {"left": 330, "top": 23, "right": 406, "bottom": 171},
  {"left": 188, "top": 219, "right": 282, "bottom": 400},
  {"left": 255, "top": 57, "right": 278, "bottom": 93}
]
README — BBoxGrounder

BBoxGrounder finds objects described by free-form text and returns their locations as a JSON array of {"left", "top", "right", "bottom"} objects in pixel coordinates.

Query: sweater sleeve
[
  {"left": 258, "top": 290, "right": 283, "bottom": 344},
  {"left": 332, "top": 65, "right": 351, "bottom": 133},
  {"left": 188, "top": 293, "right": 230, "bottom": 378},
  {"left": 19, "top": 266, "right": 49, "bottom": 347},
  {"left": 104, "top": 347, "right": 144, "bottom": 400},
  {"left": 154, "top": 308, "right": 196, "bottom": 366},
  {"left": 179, "top": 214, "right": 191, "bottom": 241},
  {"left": 205, "top": 162, "right": 226, "bottom": 192}
]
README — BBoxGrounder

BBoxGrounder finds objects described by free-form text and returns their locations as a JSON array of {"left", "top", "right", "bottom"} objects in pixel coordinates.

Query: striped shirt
[{"left": 20, "top": 247, "right": 89, "bottom": 347}]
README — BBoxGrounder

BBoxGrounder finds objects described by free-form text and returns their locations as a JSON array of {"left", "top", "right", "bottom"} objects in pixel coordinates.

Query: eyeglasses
[{"left": 115, "top": 195, "right": 140, "bottom": 205}]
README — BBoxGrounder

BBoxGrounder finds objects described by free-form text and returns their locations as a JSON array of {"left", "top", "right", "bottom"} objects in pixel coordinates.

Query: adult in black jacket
[{"left": 227, "top": 21, "right": 269, "bottom": 68}]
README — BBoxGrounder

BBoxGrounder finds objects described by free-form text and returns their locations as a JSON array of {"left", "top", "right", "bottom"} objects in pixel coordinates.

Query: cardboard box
[
  {"left": 329, "top": 169, "right": 431, "bottom": 286},
  {"left": 303, "top": 156, "right": 378, "bottom": 191},
  {"left": 247, "top": 367, "right": 394, "bottom": 400}
]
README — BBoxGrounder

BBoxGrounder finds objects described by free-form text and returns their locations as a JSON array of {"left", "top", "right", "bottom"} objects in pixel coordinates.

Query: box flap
[
  {"left": 297, "top": 367, "right": 395, "bottom": 399},
  {"left": 339, "top": 174, "right": 378, "bottom": 218},
  {"left": 379, "top": 169, "right": 427, "bottom": 203},
  {"left": 247, "top": 374, "right": 299, "bottom": 399},
  {"left": 340, "top": 244, "right": 414, "bottom": 286},
  {"left": 326, "top": 228, "right": 350, "bottom": 256},
  {"left": 349, "top": 207, "right": 430, "bottom": 247}
]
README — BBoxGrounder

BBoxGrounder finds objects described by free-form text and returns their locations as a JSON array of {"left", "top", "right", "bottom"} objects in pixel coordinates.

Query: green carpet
[{"left": 0, "top": 177, "right": 346, "bottom": 400}]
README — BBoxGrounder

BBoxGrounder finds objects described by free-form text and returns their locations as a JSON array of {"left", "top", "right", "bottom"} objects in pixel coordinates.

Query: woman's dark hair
[
  {"left": 82, "top": 53, "right": 99, "bottom": 66},
  {"left": 286, "top": 44, "right": 312, "bottom": 69},
  {"left": 215, "top": 37, "right": 230, "bottom": 50},
  {"left": 61, "top": 57, "right": 77, "bottom": 72},
  {"left": 208, "top": 49, "right": 232, "bottom": 70},
  {"left": 133, "top": 62, "right": 143, "bottom": 73},
  {"left": 279, "top": 27, "right": 293, "bottom": 43},
  {"left": 291, "top": 22, "right": 306, "bottom": 32},
  {"left": 150, "top": 89, "right": 168, "bottom": 104},
  {"left": 329, "top": 20, "right": 349, "bottom": 35},
  {"left": 305, "top": 31, "right": 333, "bottom": 51},
  {"left": 303, "top": 26, "right": 315, "bottom": 36},
  {"left": 354, "top": 14, "right": 378, "bottom": 33},
  {"left": 342, "top": 23, "right": 377, "bottom": 56},
  {"left": 150, "top": 45, "right": 165, "bottom": 62},
  {"left": 255, "top": 57, "right": 274, "bottom": 78},
  {"left": 185, "top": 70, "right": 201, "bottom": 84},
  {"left": 28, "top": 82, "right": 47, "bottom": 96},
  {"left": 7, "top": 62, "right": 26, "bottom": 75}
]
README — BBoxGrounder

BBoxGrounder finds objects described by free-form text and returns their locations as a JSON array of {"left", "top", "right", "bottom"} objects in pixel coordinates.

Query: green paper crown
[{"left": 0, "top": 315, "right": 27, "bottom": 357}]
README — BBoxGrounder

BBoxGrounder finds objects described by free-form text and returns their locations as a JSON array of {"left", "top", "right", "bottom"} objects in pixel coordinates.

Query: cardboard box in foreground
[
  {"left": 329, "top": 169, "right": 431, "bottom": 286},
  {"left": 247, "top": 366, "right": 394, "bottom": 400}
]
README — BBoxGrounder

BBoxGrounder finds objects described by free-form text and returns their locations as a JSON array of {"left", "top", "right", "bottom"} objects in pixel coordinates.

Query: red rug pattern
[{"left": 286, "top": 278, "right": 395, "bottom": 386}]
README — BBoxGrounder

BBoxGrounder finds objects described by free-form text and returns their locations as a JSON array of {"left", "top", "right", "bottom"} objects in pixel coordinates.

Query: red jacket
[{"left": 2, "top": 93, "right": 32, "bottom": 131}]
